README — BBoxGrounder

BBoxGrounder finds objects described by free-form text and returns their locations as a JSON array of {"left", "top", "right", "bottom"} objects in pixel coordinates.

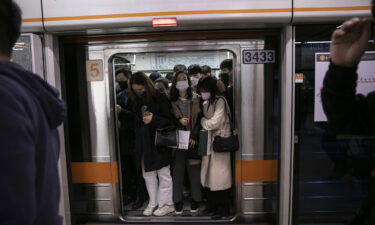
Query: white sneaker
[
  {"left": 153, "top": 204, "right": 175, "bottom": 216},
  {"left": 143, "top": 205, "right": 156, "bottom": 216}
]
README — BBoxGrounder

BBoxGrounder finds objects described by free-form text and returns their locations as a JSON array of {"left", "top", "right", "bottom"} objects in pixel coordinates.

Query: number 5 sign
[{"left": 86, "top": 59, "right": 104, "bottom": 81}]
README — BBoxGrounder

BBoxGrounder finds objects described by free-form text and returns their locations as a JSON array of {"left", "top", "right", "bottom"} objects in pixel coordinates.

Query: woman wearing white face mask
[
  {"left": 170, "top": 71, "right": 203, "bottom": 215},
  {"left": 197, "top": 76, "right": 232, "bottom": 219}
]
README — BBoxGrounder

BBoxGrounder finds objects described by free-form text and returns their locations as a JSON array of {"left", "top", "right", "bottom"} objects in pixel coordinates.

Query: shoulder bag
[{"left": 212, "top": 97, "right": 239, "bottom": 153}]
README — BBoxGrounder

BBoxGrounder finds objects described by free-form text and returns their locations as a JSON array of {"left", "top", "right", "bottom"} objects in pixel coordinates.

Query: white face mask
[
  {"left": 176, "top": 80, "right": 189, "bottom": 91},
  {"left": 190, "top": 77, "right": 199, "bottom": 87}
]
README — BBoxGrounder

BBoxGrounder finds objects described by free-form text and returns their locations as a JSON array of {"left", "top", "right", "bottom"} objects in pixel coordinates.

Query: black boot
[
  {"left": 132, "top": 197, "right": 145, "bottom": 210},
  {"left": 203, "top": 189, "right": 217, "bottom": 216},
  {"left": 202, "top": 207, "right": 216, "bottom": 216},
  {"left": 210, "top": 189, "right": 231, "bottom": 219},
  {"left": 211, "top": 205, "right": 230, "bottom": 220}
]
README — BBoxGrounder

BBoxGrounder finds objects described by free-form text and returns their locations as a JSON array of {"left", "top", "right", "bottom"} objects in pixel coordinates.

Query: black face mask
[
  {"left": 135, "top": 91, "right": 146, "bottom": 98},
  {"left": 220, "top": 73, "right": 230, "bottom": 86},
  {"left": 157, "top": 88, "right": 165, "bottom": 93},
  {"left": 118, "top": 81, "right": 128, "bottom": 90}
]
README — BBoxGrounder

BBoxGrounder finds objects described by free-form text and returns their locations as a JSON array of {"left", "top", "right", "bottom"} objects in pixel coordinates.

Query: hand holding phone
[
  {"left": 115, "top": 104, "right": 122, "bottom": 114},
  {"left": 143, "top": 113, "right": 153, "bottom": 124},
  {"left": 141, "top": 105, "right": 153, "bottom": 124},
  {"left": 141, "top": 105, "right": 148, "bottom": 115}
]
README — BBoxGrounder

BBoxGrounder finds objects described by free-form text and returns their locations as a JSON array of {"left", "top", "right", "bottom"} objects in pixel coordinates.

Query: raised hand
[{"left": 330, "top": 18, "right": 372, "bottom": 67}]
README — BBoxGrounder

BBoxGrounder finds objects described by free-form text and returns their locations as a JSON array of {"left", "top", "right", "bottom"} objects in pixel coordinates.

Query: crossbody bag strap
[{"left": 217, "top": 96, "right": 236, "bottom": 134}]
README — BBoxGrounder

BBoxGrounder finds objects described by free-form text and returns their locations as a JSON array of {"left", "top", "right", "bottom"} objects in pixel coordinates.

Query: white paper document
[{"left": 178, "top": 130, "right": 190, "bottom": 150}]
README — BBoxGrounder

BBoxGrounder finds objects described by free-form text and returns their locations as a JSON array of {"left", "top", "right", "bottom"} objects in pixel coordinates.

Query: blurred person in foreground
[
  {"left": 321, "top": 2, "right": 375, "bottom": 224},
  {"left": 0, "top": 1, "right": 66, "bottom": 224}
]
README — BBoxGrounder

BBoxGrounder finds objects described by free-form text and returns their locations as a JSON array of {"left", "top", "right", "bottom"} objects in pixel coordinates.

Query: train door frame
[
  {"left": 43, "top": 34, "right": 72, "bottom": 225},
  {"left": 61, "top": 31, "right": 285, "bottom": 224},
  {"left": 105, "top": 42, "right": 242, "bottom": 223},
  {"left": 278, "top": 25, "right": 295, "bottom": 225}
]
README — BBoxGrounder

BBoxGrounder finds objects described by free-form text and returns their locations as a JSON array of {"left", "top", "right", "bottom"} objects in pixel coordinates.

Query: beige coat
[{"left": 200, "top": 97, "right": 232, "bottom": 191}]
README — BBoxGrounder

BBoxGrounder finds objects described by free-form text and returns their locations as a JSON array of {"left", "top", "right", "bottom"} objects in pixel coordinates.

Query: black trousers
[
  {"left": 206, "top": 188, "right": 231, "bottom": 215},
  {"left": 121, "top": 154, "right": 147, "bottom": 200},
  {"left": 172, "top": 150, "right": 202, "bottom": 203}
]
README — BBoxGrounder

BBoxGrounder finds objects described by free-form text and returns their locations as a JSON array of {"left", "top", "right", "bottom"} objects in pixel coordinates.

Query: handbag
[
  {"left": 212, "top": 97, "right": 239, "bottom": 153},
  {"left": 155, "top": 126, "right": 178, "bottom": 148}
]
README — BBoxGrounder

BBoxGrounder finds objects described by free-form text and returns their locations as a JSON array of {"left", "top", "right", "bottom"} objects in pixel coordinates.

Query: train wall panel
[
  {"left": 242, "top": 183, "right": 276, "bottom": 199},
  {"left": 293, "top": 0, "right": 372, "bottom": 22},
  {"left": 14, "top": 0, "right": 43, "bottom": 32},
  {"left": 85, "top": 185, "right": 113, "bottom": 200},
  {"left": 41, "top": 0, "right": 292, "bottom": 31},
  {"left": 242, "top": 199, "right": 273, "bottom": 213},
  {"left": 17, "top": 0, "right": 373, "bottom": 32}
]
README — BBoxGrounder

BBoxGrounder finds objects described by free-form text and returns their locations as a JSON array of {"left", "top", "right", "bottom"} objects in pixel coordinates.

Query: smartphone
[{"left": 141, "top": 105, "right": 149, "bottom": 116}]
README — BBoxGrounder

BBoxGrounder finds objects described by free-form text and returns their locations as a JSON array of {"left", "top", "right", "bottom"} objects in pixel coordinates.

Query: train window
[{"left": 293, "top": 25, "right": 375, "bottom": 225}]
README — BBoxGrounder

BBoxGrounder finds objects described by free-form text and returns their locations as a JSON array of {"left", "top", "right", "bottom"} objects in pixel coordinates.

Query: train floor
[{"left": 122, "top": 199, "right": 233, "bottom": 222}]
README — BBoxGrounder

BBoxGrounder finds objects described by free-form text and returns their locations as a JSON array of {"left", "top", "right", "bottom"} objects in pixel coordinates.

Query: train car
[{"left": 10, "top": 0, "right": 374, "bottom": 225}]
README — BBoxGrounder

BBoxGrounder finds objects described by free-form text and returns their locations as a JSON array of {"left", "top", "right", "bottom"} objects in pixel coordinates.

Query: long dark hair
[
  {"left": 129, "top": 71, "right": 156, "bottom": 105},
  {"left": 115, "top": 68, "right": 132, "bottom": 79},
  {"left": 169, "top": 71, "right": 193, "bottom": 102},
  {"left": 155, "top": 78, "right": 170, "bottom": 90},
  {"left": 197, "top": 76, "right": 218, "bottom": 103}
]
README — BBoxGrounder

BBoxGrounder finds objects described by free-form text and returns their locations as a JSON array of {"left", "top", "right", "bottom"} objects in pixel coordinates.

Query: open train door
[{"left": 61, "top": 31, "right": 282, "bottom": 224}]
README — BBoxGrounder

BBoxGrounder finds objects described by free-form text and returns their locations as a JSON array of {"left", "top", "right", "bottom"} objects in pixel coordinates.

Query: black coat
[
  {"left": 0, "top": 61, "right": 65, "bottom": 225},
  {"left": 322, "top": 61, "right": 375, "bottom": 225},
  {"left": 117, "top": 90, "right": 135, "bottom": 155},
  {"left": 321, "top": 63, "right": 375, "bottom": 169},
  {"left": 133, "top": 91, "right": 172, "bottom": 172},
  {"left": 321, "top": 63, "right": 375, "bottom": 135}
]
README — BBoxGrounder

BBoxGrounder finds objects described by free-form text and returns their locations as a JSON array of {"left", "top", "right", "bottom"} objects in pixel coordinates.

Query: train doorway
[{"left": 61, "top": 32, "right": 281, "bottom": 224}]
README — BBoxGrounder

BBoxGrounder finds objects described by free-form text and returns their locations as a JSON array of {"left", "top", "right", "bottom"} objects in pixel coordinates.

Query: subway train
[{"left": 11, "top": 0, "right": 374, "bottom": 225}]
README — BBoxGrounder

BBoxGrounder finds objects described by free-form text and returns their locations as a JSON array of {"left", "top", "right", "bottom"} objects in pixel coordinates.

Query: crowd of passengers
[{"left": 115, "top": 60, "right": 235, "bottom": 219}]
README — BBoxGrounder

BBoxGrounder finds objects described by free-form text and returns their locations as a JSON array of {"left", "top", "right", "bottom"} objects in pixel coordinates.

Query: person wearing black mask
[
  {"left": 155, "top": 78, "right": 170, "bottom": 97},
  {"left": 220, "top": 59, "right": 234, "bottom": 115},
  {"left": 115, "top": 68, "right": 147, "bottom": 210},
  {"left": 129, "top": 71, "right": 175, "bottom": 216}
]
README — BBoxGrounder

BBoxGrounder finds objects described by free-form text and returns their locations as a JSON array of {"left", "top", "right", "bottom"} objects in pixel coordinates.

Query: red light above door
[{"left": 152, "top": 18, "right": 177, "bottom": 27}]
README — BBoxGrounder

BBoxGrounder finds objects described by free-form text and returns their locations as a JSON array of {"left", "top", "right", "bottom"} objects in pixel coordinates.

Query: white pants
[{"left": 142, "top": 164, "right": 173, "bottom": 207}]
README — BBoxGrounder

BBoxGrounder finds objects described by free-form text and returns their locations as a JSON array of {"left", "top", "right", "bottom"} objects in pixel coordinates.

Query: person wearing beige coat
[
  {"left": 201, "top": 97, "right": 232, "bottom": 191},
  {"left": 197, "top": 76, "right": 232, "bottom": 219}
]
